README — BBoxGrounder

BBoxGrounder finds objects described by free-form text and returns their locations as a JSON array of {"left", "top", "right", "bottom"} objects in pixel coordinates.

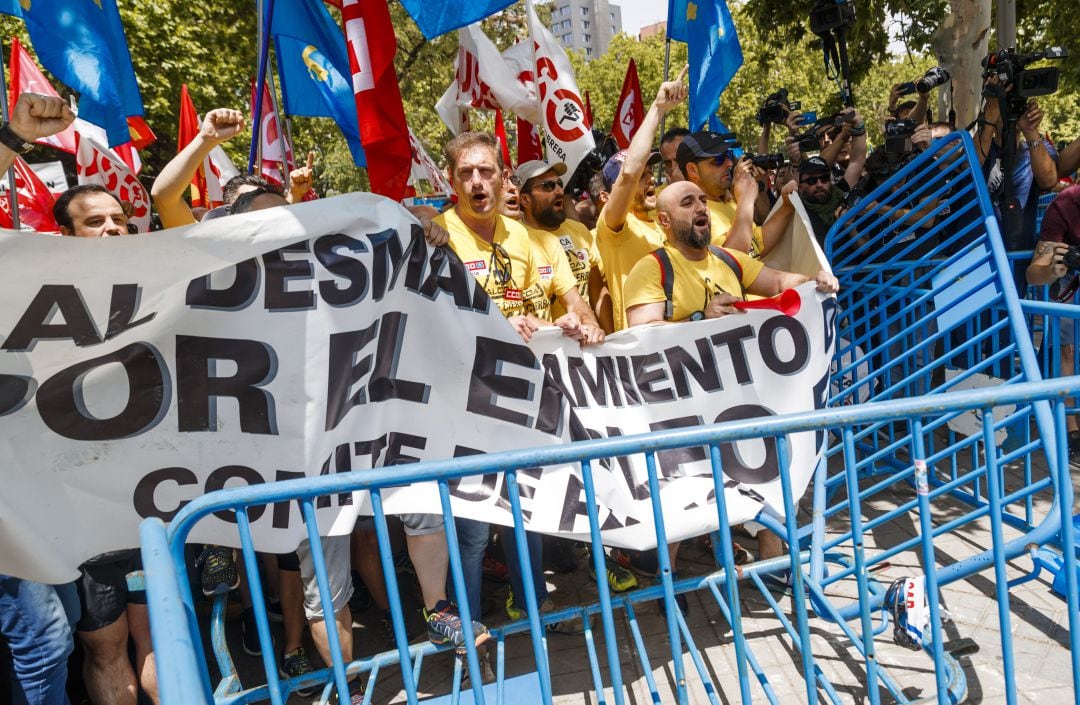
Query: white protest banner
[
  {"left": 0, "top": 195, "right": 833, "bottom": 583},
  {"left": 525, "top": 0, "right": 595, "bottom": 178}
]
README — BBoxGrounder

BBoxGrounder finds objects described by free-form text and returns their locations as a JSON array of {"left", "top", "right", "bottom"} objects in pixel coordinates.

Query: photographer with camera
[
  {"left": 887, "top": 66, "right": 950, "bottom": 123},
  {"left": 797, "top": 108, "right": 868, "bottom": 243},
  {"left": 1026, "top": 183, "right": 1080, "bottom": 463}
]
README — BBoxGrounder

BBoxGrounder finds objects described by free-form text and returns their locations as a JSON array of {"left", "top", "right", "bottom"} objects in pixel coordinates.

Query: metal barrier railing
[{"left": 142, "top": 378, "right": 1080, "bottom": 705}]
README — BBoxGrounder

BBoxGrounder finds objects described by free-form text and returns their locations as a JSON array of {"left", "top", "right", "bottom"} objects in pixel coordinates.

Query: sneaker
[
  {"left": 590, "top": 558, "right": 638, "bottom": 592},
  {"left": 505, "top": 589, "right": 524, "bottom": 621},
  {"left": 280, "top": 647, "right": 316, "bottom": 696},
  {"left": 197, "top": 546, "right": 239, "bottom": 597},
  {"left": 347, "top": 679, "right": 366, "bottom": 704},
  {"left": 482, "top": 555, "right": 509, "bottom": 583},
  {"left": 539, "top": 597, "right": 587, "bottom": 635},
  {"left": 425, "top": 600, "right": 491, "bottom": 655},
  {"left": 610, "top": 548, "right": 659, "bottom": 578},
  {"left": 241, "top": 608, "right": 271, "bottom": 657}
]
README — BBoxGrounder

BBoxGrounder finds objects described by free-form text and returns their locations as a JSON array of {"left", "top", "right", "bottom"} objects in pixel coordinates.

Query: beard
[
  {"left": 672, "top": 220, "right": 711, "bottom": 249},
  {"left": 534, "top": 203, "right": 567, "bottom": 229}
]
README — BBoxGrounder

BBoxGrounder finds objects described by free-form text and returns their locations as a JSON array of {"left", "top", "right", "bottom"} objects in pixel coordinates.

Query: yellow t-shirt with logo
[
  {"left": 595, "top": 209, "right": 666, "bottom": 331},
  {"left": 622, "top": 243, "right": 764, "bottom": 323},
  {"left": 524, "top": 228, "right": 578, "bottom": 322},
  {"left": 527, "top": 219, "right": 600, "bottom": 320},
  {"left": 709, "top": 199, "right": 764, "bottom": 257},
  {"left": 436, "top": 208, "right": 539, "bottom": 319}
]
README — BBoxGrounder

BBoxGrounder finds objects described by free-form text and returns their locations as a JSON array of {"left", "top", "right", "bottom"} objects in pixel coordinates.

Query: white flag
[
  {"left": 74, "top": 120, "right": 152, "bottom": 232},
  {"left": 436, "top": 23, "right": 541, "bottom": 135},
  {"left": 408, "top": 128, "right": 452, "bottom": 194},
  {"left": 526, "top": 0, "right": 595, "bottom": 179},
  {"left": 205, "top": 145, "right": 241, "bottom": 206}
]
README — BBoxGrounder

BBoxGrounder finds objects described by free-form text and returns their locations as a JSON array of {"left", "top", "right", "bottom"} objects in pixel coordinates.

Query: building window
[
  {"left": 581, "top": 6, "right": 588, "bottom": 16},
  {"left": 611, "top": 24, "right": 616, "bottom": 34},
  {"left": 563, "top": 34, "right": 572, "bottom": 43},
  {"left": 586, "top": 47, "right": 593, "bottom": 57},
  {"left": 583, "top": 33, "right": 591, "bottom": 43},
  {"left": 582, "top": 20, "right": 590, "bottom": 29}
]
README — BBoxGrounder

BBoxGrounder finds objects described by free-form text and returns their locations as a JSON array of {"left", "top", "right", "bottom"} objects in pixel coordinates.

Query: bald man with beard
[{"left": 623, "top": 181, "right": 838, "bottom": 326}]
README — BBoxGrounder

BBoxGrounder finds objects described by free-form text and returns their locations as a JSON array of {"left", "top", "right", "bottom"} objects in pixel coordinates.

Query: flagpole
[
  {"left": 659, "top": 0, "right": 674, "bottom": 181},
  {"left": 0, "top": 43, "right": 22, "bottom": 230},
  {"left": 249, "top": 0, "right": 275, "bottom": 174}
]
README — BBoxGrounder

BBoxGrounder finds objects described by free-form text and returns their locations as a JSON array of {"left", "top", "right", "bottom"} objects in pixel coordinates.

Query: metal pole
[
  {"left": 997, "top": 0, "right": 1016, "bottom": 49},
  {"left": 0, "top": 44, "right": 22, "bottom": 231},
  {"left": 248, "top": 0, "right": 275, "bottom": 174}
]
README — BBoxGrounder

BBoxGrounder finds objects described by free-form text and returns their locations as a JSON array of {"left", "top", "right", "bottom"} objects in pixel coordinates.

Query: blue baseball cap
[{"left": 601, "top": 149, "right": 661, "bottom": 191}]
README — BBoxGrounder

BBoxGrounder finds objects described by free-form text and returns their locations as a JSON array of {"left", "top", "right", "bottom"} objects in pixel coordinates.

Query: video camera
[
  {"left": 897, "top": 66, "right": 951, "bottom": 96},
  {"left": 983, "top": 47, "right": 1067, "bottom": 100},
  {"left": 756, "top": 88, "right": 801, "bottom": 125},
  {"left": 884, "top": 119, "right": 917, "bottom": 155},
  {"left": 809, "top": 0, "right": 855, "bottom": 35}
]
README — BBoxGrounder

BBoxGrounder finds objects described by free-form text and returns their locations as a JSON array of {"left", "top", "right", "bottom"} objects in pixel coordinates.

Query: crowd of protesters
[{"left": 3, "top": 52, "right": 1080, "bottom": 705}]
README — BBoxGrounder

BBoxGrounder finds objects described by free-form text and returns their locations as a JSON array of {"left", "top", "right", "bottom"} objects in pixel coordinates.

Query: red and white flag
[
  {"left": 407, "top": 128, "right": 452, "bottom": 194},
  {"left": 493, "top": 108, "right": 512, "bottom": 168},
  {"left": 516, "top": 117, "right": 543, "bottom": 164},
  {"left": 611, "top": 59, "right": 644, "bottom": 149},
  {"left": 250, "top": 80, "right": 294, "bottom": 185},
  {"left": 436, "top": 23, "right": 540, "bottom": 135},
  {"left": 526, "top": 0, "right": 595, "bottom": 179},
  {"left": 177, "top": 85, "right": 239, "bottom": 209},
  {"left": 0, "top": 157, "right": 60, "bottom": 232},
  {"left": 8, "top": 37, "right": 77, "bottom": 154},
  {"left": 343, "top": 0, "right": 411, "bottom": 202},
  {"left": 75, "top": 120, "right": 152, "bottom": 232}
]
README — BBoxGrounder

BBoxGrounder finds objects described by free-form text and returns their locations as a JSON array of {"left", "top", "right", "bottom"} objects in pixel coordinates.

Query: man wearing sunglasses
[
  {"left": 798, "top": 156, "right": 845, "bottom": 244},
  {"left": 676, "top": 131, "right": 798, "bottom": 259},
  {"left": 515, "top": 159, "right": 605, "bottom": 345}
]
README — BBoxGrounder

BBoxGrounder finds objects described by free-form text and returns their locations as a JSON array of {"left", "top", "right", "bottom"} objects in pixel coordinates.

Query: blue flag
[
  {"left": 669, "top": 0, "right": 743, "bottom": 131},
  {"left": 1, "top": 0, "right": 145, "bottom": 146},
  {"left": 267, "top": 0, "right": 364, "bottom": 167},
  {"left": 398, "top": 0, "right": 516, "bottom": 40}
]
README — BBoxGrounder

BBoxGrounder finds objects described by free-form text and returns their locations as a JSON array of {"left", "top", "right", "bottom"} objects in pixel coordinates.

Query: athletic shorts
[{"left": 76, "top": 550, "right": 145, "bottom": 632}]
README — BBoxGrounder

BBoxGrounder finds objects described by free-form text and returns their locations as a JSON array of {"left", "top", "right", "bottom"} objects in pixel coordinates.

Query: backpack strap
[
  {"left": 651, "top": 249, "right": 676, "bottom": 321},
  {"left": 707, "top": 245, "right": 746, "bottom": 300}
]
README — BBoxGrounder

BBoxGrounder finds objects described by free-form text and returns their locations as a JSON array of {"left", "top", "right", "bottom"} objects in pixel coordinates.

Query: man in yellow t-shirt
[
  {"left": 621, "top": 180, "right": 838, "bottom": 600},
  {"left": 515, "top": 159, "right": 605, "bottom": 332},
  {"left": 676, "top": 131, "right": 798, "bottom": 259},
  {"left": 596, "top": 70, "right": 690, "bottom": 331},
  {"left": 434, "top": 132, "right": 600, "bottom": 345},
  {"left": 624, "top": 180, "right": 837, "bottom": 324}
]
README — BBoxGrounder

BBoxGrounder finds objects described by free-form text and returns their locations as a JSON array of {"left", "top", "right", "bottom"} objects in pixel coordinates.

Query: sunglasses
[
  {"left": 528, "top": 178, "right": 563, "bottom": 193},
  {"left": 702, "top": 151, "right": 734, "bottom": 167},
  {"left": 800, "top": 174, "right": 831, "bottom": 185}
]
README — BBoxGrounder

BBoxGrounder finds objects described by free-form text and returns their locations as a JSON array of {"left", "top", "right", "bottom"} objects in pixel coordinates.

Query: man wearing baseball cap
[
  {"left": 676, "top": 131, "right": 798, "bottom": 258},
  {"left": 798, "top": 156, "right": 843, "bottom": 243},
  {"left": 515, "top": 159, "right": 605, "bottom": 337},
  {"left": 596, "top": 66, "right": 689, "bottom": 331}
]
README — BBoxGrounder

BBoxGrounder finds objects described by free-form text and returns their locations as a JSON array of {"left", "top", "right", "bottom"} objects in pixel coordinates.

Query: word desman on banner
[{"left": 0, "top": 194, "right": 834, "bottom": 583}]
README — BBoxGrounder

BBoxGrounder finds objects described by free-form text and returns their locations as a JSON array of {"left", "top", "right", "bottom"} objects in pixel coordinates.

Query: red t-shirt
[{"left": 1041, "top": 184, "right": 1080, "bottom": 246}]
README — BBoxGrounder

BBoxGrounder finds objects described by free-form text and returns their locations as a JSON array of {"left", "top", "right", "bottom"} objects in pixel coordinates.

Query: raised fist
[
  {"left": 10, "top": 93, "right": 75, "bottom": 142},
  {"left": 201, "top": 108, "right": 245, "bottom": 143}
]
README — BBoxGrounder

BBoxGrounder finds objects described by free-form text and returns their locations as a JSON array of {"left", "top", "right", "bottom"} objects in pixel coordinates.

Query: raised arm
[
  {"left": 603, "top": 66, "right": 688, "bottom": 232},
  {"left": 0, "top": 93, "right": 75, "bottom": 175},
  {"left": 151, "top": 108, "right": 245, "bottom": 228}
]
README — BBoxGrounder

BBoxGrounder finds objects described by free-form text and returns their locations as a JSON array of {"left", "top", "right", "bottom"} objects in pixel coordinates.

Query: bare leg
[
  {"left": 278, "top": 569, "right": 306, "bottom": 654},
  {"left": 79, "top": 614, "right": 137, "bottom": 705},
  {"left": 758, "top": 531, "right": 784, "bottom": 560},
  {"left": 407, "top": 531, "right": 449, "bottom": 610},
  {"left": 127, "top": 604, "right": 158, "bottom": 704},
  {"left": 666, "top": 542, "right": 681, "bottom": 572},
  {"left": 309, "top": 606, "right": 353, "bottom": 669},
  {"left": 353, "top": 528, "right": 390, "bottom": 611}
]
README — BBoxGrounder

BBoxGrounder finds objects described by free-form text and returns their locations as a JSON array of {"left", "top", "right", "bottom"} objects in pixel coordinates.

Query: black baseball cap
[
  {"left": 675, "top": 131, "right": 738, "bottom": 172},
  {"left": 798, "top": 156, "right": 830, "bottom": 176}
]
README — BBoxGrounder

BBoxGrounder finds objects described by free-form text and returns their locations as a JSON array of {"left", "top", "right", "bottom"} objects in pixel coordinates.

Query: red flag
[
  {"left": 126, "top": 116, "right": 156, "bottom": 151},
  {"left": 493, "top": 109, "right": 512, "bottom": 169},
  {"left": 584, "top": 90, "right": 594, "bottom": 130},
  {"left": 611, "top": 59, "right": 644, "bottom": 150},
  {"left": 0, "top": 157, "right": 59, "bottom": 232},
  {"left": 343, "top": 0, "right": 411, "bottom": 202},
  {"left": 516, "top": 117, "right": 543, "bottom": 164},
  {"left": 8, "top": 36, "right": 77, "bottom": 154},
  {"left": 177, "top": 85, "right": 208, "bottom": 207}
]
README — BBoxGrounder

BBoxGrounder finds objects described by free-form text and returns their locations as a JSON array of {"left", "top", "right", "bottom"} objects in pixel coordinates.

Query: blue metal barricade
[{"left": 142, "top": 132, "right": 1080, "bottom": 705}]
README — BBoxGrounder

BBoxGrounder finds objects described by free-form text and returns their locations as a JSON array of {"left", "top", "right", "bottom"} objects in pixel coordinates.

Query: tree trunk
[{"left": 930, "top": 0, "right": 992, "bottom": 129}]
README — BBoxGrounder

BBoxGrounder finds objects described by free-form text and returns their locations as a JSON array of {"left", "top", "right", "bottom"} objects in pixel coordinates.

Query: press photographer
[{"left": 888, "top": 66, "right": 951, "bottom": 122}]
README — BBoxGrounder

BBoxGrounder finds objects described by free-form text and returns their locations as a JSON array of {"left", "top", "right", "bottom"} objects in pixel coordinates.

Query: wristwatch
[{"left": 0, "top": 122, "right": 33, "bottom": 154}]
